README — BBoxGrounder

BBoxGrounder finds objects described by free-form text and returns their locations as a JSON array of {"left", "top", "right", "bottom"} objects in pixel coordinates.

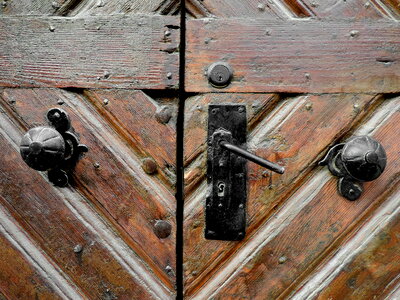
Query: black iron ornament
[
  {"left": 319, "top": 136, "right": 387, "bottom": 201},
  {"left": 206, "top": 105, "right": 284, "bottom": 241},
  {"left": 20, "top": 108, "right": 88, "bottom": 187}
]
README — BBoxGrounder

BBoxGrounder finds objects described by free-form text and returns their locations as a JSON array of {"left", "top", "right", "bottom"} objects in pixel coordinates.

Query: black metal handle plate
[{"left": 206, "top": 104, "right": 284, "bottom": 241}]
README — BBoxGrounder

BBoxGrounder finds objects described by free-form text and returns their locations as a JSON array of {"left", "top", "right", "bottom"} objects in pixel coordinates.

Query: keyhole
[
  {"left": 217, "top": 182, "right": 225, "bottom": 197},
  {"left": 216, "top": 73, "right": 224, "bottom": 82}
]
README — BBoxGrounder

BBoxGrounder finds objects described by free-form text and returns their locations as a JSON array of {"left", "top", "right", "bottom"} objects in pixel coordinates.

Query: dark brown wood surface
[
  {"left": 186, "top": 19, "right": 400, "bottom": 93},
  {"left": 183, "top": 1, "right": 400, "bottom": 298},
  {"left": 0, "top": 88, "right": 177, "bottom": 299},
  {"left": 0, "top": 15, "right": 179, "bottom": 89}
]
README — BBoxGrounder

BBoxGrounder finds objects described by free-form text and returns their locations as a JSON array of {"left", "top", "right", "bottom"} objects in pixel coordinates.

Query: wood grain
[
  {"left": 84, "top": 89, "right": 177, "bottom": 189},
  {"left": 0, "top": 221, "right": 67, "bottom": 300},
  {"left": 183, "top": 93, "right": 382, "bottom": 296},
  {"left": 0, "top": 15, "right": 179, "bottom": 89},
  {"left": 205, "top": 96, "right": 400, "bottom": 300},
  {"left": 69, "top": 0, "right": 178, "bottom": 17},
  {"left": 0, "top": 0, "right": 81, "bottom": 16},
  {"left": 0, "top": 111, "right": 173, "bottom": 299},
  {"left": 0, "top": 88, "right": 176, "bottom": 291},
  {"left": 293, "top": 188, "right": 400, "bottom": 299},
  {"left": 186, "top": 19, "right": 400, "bottom": 93}
]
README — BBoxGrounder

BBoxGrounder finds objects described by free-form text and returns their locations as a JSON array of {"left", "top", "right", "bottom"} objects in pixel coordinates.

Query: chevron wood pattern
[{"left": 183, "top": 0, "right": 400, "bottom": 299}]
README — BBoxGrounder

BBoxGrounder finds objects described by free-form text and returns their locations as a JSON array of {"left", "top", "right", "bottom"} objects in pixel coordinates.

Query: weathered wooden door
[
  {"left": 2, "top": 0, "right": 400, "bottom": 299},
  {"left": 0, "top": 1, "right": 179, "bottom": 299},
  {"left": 183, "top": 1, "right": 400, "bottom": 299}
]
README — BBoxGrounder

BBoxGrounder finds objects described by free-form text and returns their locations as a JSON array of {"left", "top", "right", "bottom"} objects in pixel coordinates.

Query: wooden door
[
  {"left": 183, "top": 1, "right": 400, "bottom": 299},
  {"left": 0, "top": 1, "right": 179, "bottom": 299}
]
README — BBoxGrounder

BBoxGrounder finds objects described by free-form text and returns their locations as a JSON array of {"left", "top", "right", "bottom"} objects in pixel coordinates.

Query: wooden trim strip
[
  {"left": 0, "top": 206, "right": 84, "bottom": 300},
  {"left": 291, "top": 188, "right": 400, "bottom": 299},
  {"left": 186, "top": 19, "right": 400, "bottom": 93},
  {"left": 0, "top": 15, "right": 179, "bottom": 89}
]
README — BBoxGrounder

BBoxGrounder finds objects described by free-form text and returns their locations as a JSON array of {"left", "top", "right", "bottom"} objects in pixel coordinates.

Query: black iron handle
[
  {"left": 20, "top": 108, "right": 88, "bottom": 187},
  {"left": 220, "top": 141, "right": 285, "bottom": 174},
  {"left": 319, "top": 136, "right": 386, "bottom": 200}
]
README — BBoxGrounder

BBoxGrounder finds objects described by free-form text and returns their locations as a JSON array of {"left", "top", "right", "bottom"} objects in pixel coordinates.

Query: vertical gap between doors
[{"left": 176, "top": 0, "right": 186, "bottom": 299}]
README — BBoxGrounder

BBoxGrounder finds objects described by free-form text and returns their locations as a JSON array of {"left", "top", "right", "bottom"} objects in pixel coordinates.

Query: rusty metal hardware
[
  {"left": 20, "top": 108, "right": 88, "bottom": 187},
  {"left": 206, "top": 62, "right": 233, "bottom": 88},
  {"left": 319, "top": 136, "right": 387, "bottom": 201},
  {"left": 206, "top": 104, "right": 285, "bottom": 241}
]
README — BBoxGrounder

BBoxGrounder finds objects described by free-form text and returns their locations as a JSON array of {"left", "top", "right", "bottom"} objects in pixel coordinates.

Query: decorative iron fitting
[{"left": 20, "top": 108, "right": 88, "bottom": 187}]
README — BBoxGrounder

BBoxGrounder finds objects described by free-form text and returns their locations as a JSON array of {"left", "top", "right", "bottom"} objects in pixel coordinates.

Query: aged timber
[
  {"left": 186, "top": 19, "right": 400, "bottom": 93},
  {"left": 0, "top": 15, "right": 179, "bottom": 89}
]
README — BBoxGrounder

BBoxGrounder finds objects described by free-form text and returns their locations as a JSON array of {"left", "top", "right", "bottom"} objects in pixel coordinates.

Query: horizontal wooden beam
[
  {"left": 0, "top": 16, "right": 179, "bottom": 89},
  {"left": 186, "top": 19, "right": 400, "bottom": 93}
]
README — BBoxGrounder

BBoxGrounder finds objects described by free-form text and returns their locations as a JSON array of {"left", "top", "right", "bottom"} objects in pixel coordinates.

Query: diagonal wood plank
[
  {"left": 297, "top": 0, "right": 392, "bottom": 19},
  {"left": 198, "top": 96, "right": 400, "bottom": 300},
  {"left": 292, "top": 187, "right": 400, "bottom": 300},
  {"left": 0, "top": 15, "right": 179, "bottom": 89},
  {"left": 0, "top": 88, "right": 176, "bottom": 290},
  {"left": 0, "top": 206, "right": 82, "bottom": 300},
  {"left": 69, "top": 0, "right": 179, "bottom": 17},
  {"left": 0, "top": 109, "right": 174, "bottom": 299},
  {"left": 183, "top": 94, "right": 382, "bottom": 296},
  {"left": 0, "top": 0, "right": 81, "bottom": 16},
  {"left": 186, "top": 19, "right": 400, "bottom": 93},
  {"left": 83, "top": 89, "right": 177, "bottom": 189}
]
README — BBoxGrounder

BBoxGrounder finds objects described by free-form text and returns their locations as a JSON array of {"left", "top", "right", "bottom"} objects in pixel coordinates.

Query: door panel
[
  {"left": 0, "top": 16, "right": 179, "bottom": 89},
  {"left": 0, "top": 1, "right": 179, "bottom": 299},
  {"left": 184, "top": 1, "right": 400, "bottom": 299}
]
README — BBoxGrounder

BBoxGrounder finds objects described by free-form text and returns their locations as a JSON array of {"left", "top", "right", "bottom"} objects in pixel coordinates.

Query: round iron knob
[
  {"left": 319, "top": 135, "right": 387, "bottom": 201},
  {"left": 20, "top": 126, "right": 65, "bottom": 171},
  {"left": 341, "top": 136, "right": 387, "bottom": 182}
]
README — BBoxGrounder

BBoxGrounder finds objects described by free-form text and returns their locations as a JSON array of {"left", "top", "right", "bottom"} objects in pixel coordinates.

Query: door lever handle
[
  {"left": 220, "top": 141, "right": 285, "bottom": 174},
  {"left": 206, "top": 104, "right": 284, "bottom": 241}
]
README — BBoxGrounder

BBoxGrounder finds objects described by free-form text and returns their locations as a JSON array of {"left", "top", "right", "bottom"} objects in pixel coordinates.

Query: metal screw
[
  {"left": 57, "top": 99, "right": 64, "bottom": 105},
  {"left": 51, "top": 1, "right": 60, "bottom": 9},
  {"left": 207, "top": 230, "right": 215, "bottom": 236},
  {"left": 239, "top": 204, "right": 244, "bottom": 209},
  {"left": 94, "top": 162, "right": 100, "bottom": 169},
  {"left": 49, "top": 25, "right": 55, "bottom": 32},
  {"left": 73, "top": 244, "right": 83, "bottom": 253},
  {"left": 257, "top": 3, "right": 265, "bottom": 11},
  {"left": 350, "top": 30, "right": 359, "bottom": 38},
  {"left": 155, "top": 106, "right": 172, "bottom": 124},
  {"left": 167, "top": 72, "right": 173, "bottom": 79},
  {"left": 305, "top": 73, "right": 311, "bottom": 80},
  {"left": 154, "top": 220, "right": 172, "bottom": 239},
  {"left": 142, "top": 158, "right": 158, "bottom": 174},
  {"left": 103, "top": 71, "right": 110, "bottom": 79},
  {"left": 165, "top": 265, "right": 174, "bottom": 276},
  {"left": 305, "top": 102, "right": 312, "bottom": 111},
  {"left": 206, "top": 62, "right": 233, "bottom": 88},
  {"left": 103, "top": 98, "right": 109, "bottom": 105},
  {"left": 278, "top": 256, "right": 287, "bottom": 264},
  {"left": 164, "top": 30, "right": 171, "bottom": 37}
]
